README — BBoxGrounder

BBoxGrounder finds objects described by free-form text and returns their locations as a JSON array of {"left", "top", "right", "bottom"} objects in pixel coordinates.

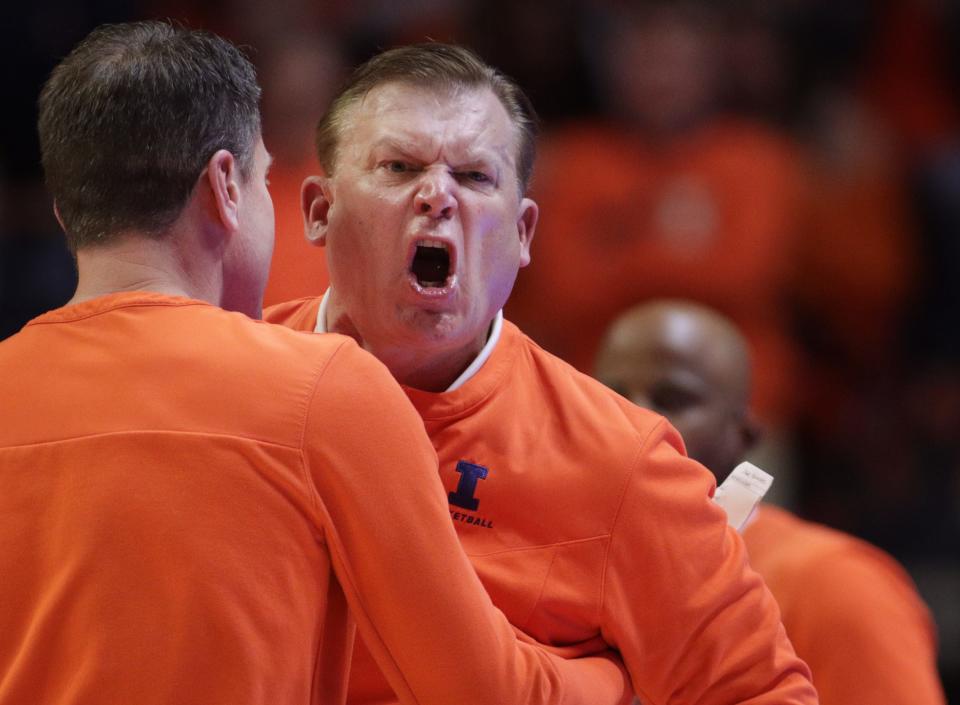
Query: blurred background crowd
[{"left": 1, "top": 0, "right": 958, "bottom": 698}]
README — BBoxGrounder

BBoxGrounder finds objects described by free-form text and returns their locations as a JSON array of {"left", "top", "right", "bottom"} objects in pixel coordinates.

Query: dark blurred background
[{"left": 2, "top": 1, "right": 958, "bottom": 697}]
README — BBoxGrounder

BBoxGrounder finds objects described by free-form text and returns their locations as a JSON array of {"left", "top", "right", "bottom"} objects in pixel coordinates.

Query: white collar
[{"left": 314, "top": 289, "right": 503, "bottom": 392}]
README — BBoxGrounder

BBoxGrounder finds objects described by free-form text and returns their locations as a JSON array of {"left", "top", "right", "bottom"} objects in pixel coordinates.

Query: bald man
[{"left": 595, "top": 299, "right": 946, "bottom": 705}]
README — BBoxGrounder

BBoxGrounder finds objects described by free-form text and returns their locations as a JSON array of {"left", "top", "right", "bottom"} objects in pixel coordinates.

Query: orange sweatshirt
[
  {"left": 266, "top": 296, "right": 818, "bottom": 705},
  {"left": 0, "top": 292, "right": 629, "bottom": 705},
  {"left": 743, "top": 505, "right": 945, "bottom": 705}
]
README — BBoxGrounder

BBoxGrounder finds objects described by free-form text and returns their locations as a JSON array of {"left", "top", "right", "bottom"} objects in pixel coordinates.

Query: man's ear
[
  {"left": 517, "top": 197, "right": 538, "bottom": 268},
  {"left": 205, "top": 149, "right": 241, "bottom": 233},
  {"left": 302, "top": 175, "right": 332, "bottom": 247}
]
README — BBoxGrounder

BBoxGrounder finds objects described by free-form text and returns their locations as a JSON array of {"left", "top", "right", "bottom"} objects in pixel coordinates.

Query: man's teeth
[{"left": 418, "top": 239, "right": 448, "bottom": 250}]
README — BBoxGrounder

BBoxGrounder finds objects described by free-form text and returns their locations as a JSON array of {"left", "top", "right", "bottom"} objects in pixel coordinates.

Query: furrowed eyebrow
[
  {"left": 371, "top": 138, "right": 419, "bottom": 159},
  {"left": 370, "top": 137, "right": 510, "bottom": 184},
  {"left": 456, "top": 158, "right": 497, "bottom": 171}
]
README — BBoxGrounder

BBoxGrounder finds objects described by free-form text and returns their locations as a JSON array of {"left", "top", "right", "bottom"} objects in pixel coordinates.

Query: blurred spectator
[
  {"left": 793, "top": 90, "right": 916, "bottom": 369},
  {"left": 595, "top": 299, "right": 947, "bottom": 705},
  {"left": 788, "top": 91, "right": 919, "bottom": 520},
  {"left": 508, "top": 0, "right": 805, "bottom": 428},
  {"left": 461, "top": 0, "right": 599, "bottom": 121},
  {"left": 779, "top": 0, "right": 957, "bottom": 576}
]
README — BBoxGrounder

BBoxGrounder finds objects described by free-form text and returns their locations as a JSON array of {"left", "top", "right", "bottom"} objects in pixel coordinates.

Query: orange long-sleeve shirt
[
  {"left": 0, "top": 292, "right": 630, "bottom": 705},
  {"left": 743, "top": 505, "right": 945, "bottom": 705},
  {"left": 266, "top": 296, "right": 819, "bottom": 705}
]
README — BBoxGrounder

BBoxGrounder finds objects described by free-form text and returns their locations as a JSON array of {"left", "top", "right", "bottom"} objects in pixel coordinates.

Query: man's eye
[
  {"left": 463, "top": 171, "right": 490, "bottom": 183},
  {"left": 385, "top": 161, "right": 409, "bottom": 173},
  {"left": 650, "top": 386, "right": 699, "bottom": 414}
]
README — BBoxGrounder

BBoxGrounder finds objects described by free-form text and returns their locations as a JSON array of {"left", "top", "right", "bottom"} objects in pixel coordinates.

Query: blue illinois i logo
[{"left": 448, "top": 460, "right": 488, "bottom": 511}]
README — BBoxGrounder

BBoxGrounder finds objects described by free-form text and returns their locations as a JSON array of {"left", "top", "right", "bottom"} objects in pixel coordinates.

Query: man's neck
[
  {"left": 322, "top": 291, "right": 497, "bottom": 393},
  {"left": 382, "top": 346, "right": 484, "bottom": 393},
  {"left": 70, "top": 233, "right": 218, "bottom": 309}
]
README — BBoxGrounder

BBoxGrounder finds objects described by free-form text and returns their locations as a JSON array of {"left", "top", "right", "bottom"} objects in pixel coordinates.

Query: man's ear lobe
[
  {"left": 206, "top": 149, "right": 241, "bottom": 232},
  {"left": 302, "top": 175, "right": 331, "bottom": 247}
]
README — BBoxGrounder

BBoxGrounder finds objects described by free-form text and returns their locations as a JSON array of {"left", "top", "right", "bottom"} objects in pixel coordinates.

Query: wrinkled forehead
[{"left": 338, "top": 82, "right": 521, "bottom": 167}]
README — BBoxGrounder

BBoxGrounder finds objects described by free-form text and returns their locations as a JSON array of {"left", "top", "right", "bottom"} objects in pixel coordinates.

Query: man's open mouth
[{"left": 410, "top": 239, "right": 453, "bottom": 288}]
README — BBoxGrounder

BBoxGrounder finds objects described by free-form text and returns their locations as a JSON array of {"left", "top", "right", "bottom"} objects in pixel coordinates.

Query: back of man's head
[
  {"left": 595, "top": 299, "right": 760, "bottom": 483},
  {"left": 315, "top": 42, "right": 539, "bottom": 192},
  {"left": 38, "top": 21, "right": 261, "bottom": 251}
]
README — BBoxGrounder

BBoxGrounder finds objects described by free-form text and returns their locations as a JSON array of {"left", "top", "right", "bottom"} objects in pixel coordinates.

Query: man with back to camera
[
  {"left": 595, "top": 298, "right": 946, "bottom": 705},
  {"left": 264, "top": 42, "right": 819, "bottom": 705},
  {"left": 0, "top": 21, "right": 637, "bottom": 705}
]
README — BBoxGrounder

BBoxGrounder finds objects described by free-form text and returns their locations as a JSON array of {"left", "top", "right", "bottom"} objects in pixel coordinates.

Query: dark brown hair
[{"left": 38, "top": 21, "right": 261, "bottom": 249}]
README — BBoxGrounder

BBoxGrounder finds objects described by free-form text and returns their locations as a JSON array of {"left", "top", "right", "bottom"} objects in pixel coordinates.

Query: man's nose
[{"left": 414, "top": 169, "right": 457, "bottom": 219}]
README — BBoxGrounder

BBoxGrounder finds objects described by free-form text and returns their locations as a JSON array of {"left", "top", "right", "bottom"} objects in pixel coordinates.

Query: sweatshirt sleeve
[
  {"left": 301, "top": 339, "right": 632, "bottom": 705},
  {"left": 600, "top": 417, "right": 818, "bottom": 705}
]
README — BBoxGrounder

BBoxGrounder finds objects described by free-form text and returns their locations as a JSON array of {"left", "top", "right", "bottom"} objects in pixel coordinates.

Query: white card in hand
[{"left": 713, "top": 461, "right": 774, "bottom": 532}]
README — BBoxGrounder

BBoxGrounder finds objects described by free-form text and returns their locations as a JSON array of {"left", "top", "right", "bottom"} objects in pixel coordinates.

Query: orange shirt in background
[
  {"left": 266, "top": 296, "right": 819, "bottom": 705},
  {"left": 744, "top": 504, "right": 945, "bottom": 705},
  {"left": 508, "top": 120, "right": 804, "bottom": 425},
  {"left": 0, "top": 293, "right": 631, "bottom": 705}
]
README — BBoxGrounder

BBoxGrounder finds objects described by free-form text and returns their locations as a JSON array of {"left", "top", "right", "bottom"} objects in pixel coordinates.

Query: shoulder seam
[
  {"left": 0, "top": 428, "right": 307, "bottom": 451},
  {"left": 27, "top": 298, "right": 209, "bottom": 327},
  {"left": 295, "top": 338, "right": 353, "bottom": 517}
]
